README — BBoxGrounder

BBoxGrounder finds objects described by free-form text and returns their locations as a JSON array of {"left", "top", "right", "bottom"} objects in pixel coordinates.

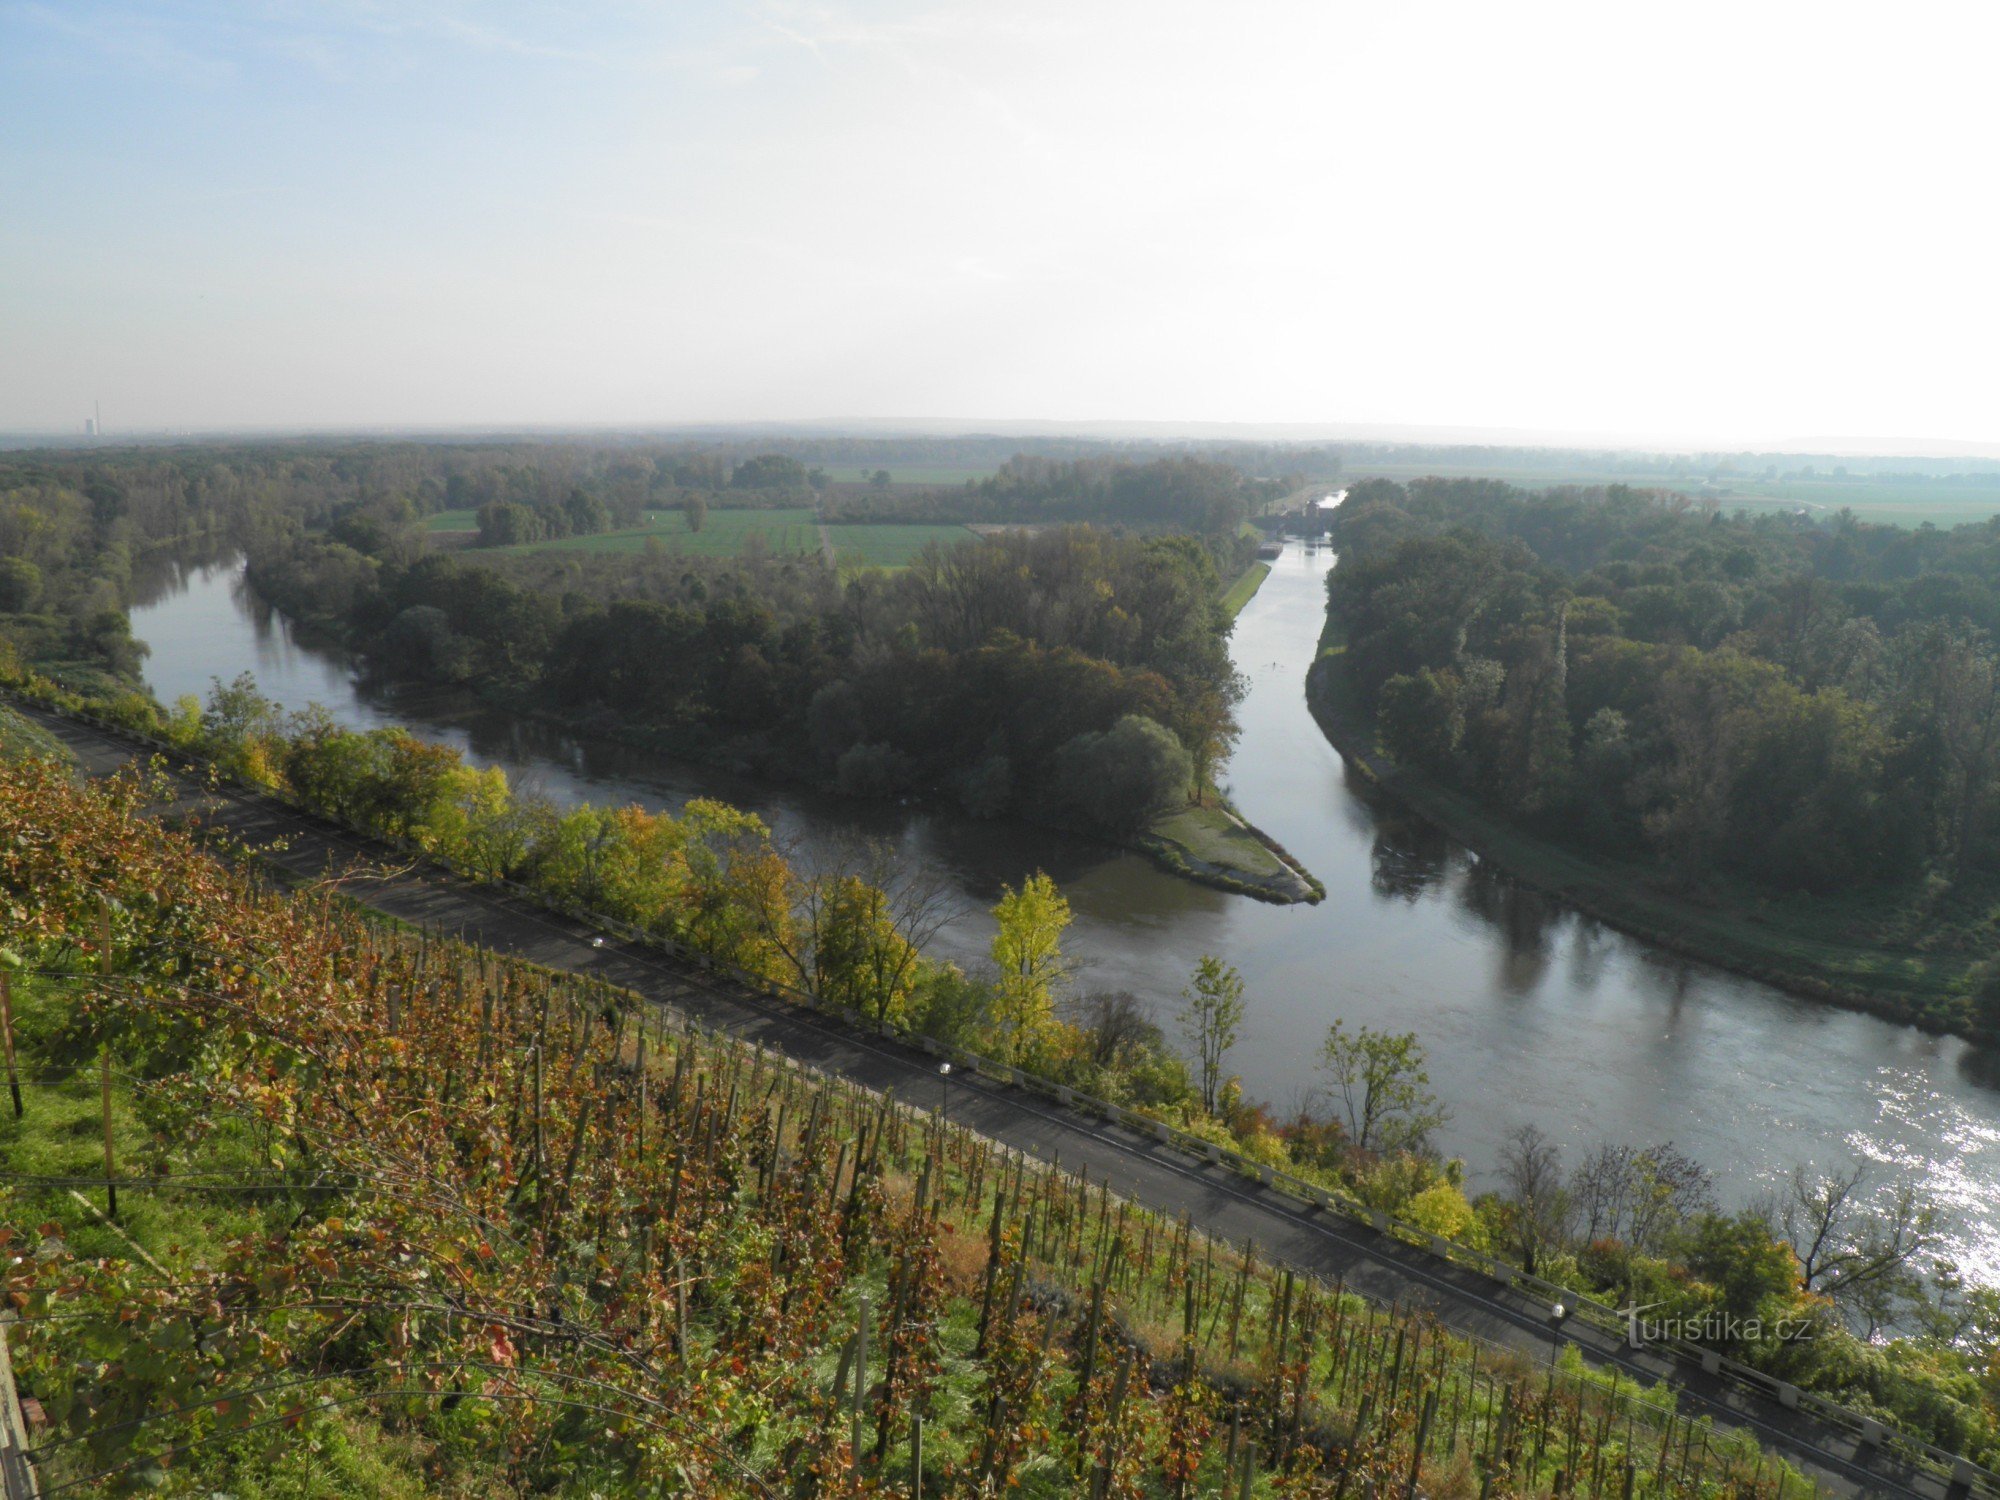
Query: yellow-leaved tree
[{"left": 989, "top": 871, "right": 1071, "bottom": 1063}]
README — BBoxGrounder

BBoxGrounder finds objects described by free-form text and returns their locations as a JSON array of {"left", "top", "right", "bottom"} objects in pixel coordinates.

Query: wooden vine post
[
  {"left": 99, "top": 897, "right": 116, "bottom": 1219},
  {"left": 852, "top": 1293, "right": 869, "bottom": 1469},
  {"left": 0, "top": 971, "right": 19, "bottom": 1119}
]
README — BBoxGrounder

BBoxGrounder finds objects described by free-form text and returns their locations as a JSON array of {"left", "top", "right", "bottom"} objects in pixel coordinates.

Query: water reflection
[{"left": 126, "top": 548, "right": 2000, "bottom": 1281}]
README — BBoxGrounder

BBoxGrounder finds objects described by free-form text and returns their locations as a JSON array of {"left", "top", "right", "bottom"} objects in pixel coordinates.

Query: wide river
[{"left": 128, "top": 546, "right": 2000, "bottom": 1279}]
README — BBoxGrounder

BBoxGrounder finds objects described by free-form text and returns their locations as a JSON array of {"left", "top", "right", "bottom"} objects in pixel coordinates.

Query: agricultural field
[
  {"left": 489, "top": 507, "right": 822, "bottom": 557},
  {"left": 431, "top": 506, "right": 978, "bottom": 567},
  {"left": 819, "top": 463, "right": 996, "bottom": 485},
  {"left": 825, "top": 520, "right": 977, "bottom": 568},
  {"left": 1346, "top": 462, "right": 2000, "bottom": 530}
]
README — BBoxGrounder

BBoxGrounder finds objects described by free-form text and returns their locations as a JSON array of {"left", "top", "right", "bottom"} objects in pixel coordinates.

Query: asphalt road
[{"left": 14, "top": 699, "right": 1970, "bottom": 1500}]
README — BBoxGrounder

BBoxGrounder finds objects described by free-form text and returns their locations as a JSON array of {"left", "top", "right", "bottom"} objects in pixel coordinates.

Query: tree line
[
  {"left": 249, "top": 522, "right": 1246, "bottom": 839},
  {"left": 1326, "top": 478, "right": 2000, "bottom": 1034}
]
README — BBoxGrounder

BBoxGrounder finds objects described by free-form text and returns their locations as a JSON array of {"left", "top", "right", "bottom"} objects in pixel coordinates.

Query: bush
[
  {"left": 1051, "top": 714, "right": 1191, "bottom": 834},
  {"left": 835, "top": 741, "right": 913, "bottom": 799},
  {"left": 960, "top": 753, "right": 1012, "bottom": 818}
]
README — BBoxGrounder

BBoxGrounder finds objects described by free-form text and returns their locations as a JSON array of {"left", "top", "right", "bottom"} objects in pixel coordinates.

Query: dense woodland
[
  {"left": 0, "top": 443, "right": 1268, "bottom": 839},
  {"left": 249, "top": 513, "right": 1253, "bottom": 839},
  {"left": 1324, "top": 479, "right": 2000, "bottom": 1033}
]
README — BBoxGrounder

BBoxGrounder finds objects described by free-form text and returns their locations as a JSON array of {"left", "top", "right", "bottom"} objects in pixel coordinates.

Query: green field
[
  {"left": 483, "top": 508, "right": 822, "bottom": 557},
  {"left": 820, "top": 464, "right": 994, "bottom": 485},
  {"left": 430, "top": 507, "right": 978, "bottom": 566},
  {"left": 1347, "top": 462, "right": 2000, "bottom": 530},
  {"left": 824, "top": 521, "right": 975, "bottom": 568}
]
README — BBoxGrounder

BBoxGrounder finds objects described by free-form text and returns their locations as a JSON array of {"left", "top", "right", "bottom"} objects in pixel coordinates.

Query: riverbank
[
  {"left": 222, "top": 559, "right": 1324, "bottom": 905},
  {"left": 1305, "top": 625, "right": 1987, "bottom": 1042},
  {"left": 1136, "top": 794, "right": 1322, "bottom": 904},
  {"left": 1221, "top": 560, "right": 1271, "bottom": 619}
]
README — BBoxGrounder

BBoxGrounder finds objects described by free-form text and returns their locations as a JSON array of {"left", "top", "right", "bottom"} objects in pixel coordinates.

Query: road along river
[{"left": 127, "top": 545, "right": 2000, "bottom": 1280}]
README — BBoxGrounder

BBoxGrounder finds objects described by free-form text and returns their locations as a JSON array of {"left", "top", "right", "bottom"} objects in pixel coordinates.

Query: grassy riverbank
[
  {"left": 1306, "top": 624, "right": 1985, "bottom": 1039},
  {"left": 1136, "top": 794, "right": 1322, "bottom": 904},
  {"left": 1220, "top": 560, "right": 1271, "bottom": 619}
]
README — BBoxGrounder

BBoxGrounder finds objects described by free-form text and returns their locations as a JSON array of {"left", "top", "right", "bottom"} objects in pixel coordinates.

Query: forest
[
  {"left": 247, "top": 519, "right": 1251, "bottom": 840},
  {"left": 1321, "top": 478, "right": 2000, "bottom": 1037}
]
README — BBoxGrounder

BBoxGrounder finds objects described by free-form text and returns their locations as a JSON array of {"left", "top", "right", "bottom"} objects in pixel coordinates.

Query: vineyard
[{"left": 0, "top": 753, "right": 1806, "bottom": 1496}]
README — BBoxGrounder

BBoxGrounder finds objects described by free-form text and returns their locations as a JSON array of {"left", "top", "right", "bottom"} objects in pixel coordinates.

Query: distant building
[{"left": 84, "top": 418, "right": 96, "bottom": 438}]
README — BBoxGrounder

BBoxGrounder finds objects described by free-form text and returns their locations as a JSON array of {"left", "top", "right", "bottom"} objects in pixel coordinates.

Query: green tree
[
  {"left": 1317, "top": 1020, "right": 1446, "bottom": 1156},
  {"left": 1052, "top": 714, "right": 1192, "bottom": 834},
  {"left": 683, "top": 494, "right": 708, "bottom": 534},
  {"left": 1377, "top": 668, "right": 1462, "bottom": 771},
  {"left": 989, "top": 872, "right": 1071, "bottom": 1061},
  {"left": 0, "top": 558, "right": 43, "bottom": 612},
  {"left": 1177, "top": 955, "right": 1244, "bottom": 1115}
]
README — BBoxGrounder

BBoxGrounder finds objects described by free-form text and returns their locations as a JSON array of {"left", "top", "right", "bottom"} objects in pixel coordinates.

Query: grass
[
  {"left": 1147, "top": 803, "right": 1290, "bottom": 881},
  {"left": 491, "top": 507, "right": 822, "bottom": 558},
  {"left": 819, "top": 465, "right": 995, "bottom": 485},
  {"left": 1345, "top": 463, "right": 2000, "bottom": 531},
  {"left": 440, "top": 508, "right": 980, "bottom": 567},
  {"left": 825, "top": 521, "right": 976, "bottom": 569},
  {"left": 0, "top": 704, "right": 70, "bottom": 762},
  {"left": 1220, "top": 561, "right": 1271, "bottom": 620}
]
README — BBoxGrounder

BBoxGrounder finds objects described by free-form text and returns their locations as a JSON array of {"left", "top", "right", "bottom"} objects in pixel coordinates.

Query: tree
[
  {"left": 1072, "top": 989, "right": 1160, "bottom": 1071},
  {"left": 1496, "top": 1124, "right": 1571, "bottom": 1276},
  {"left": 1051, "top": 714, "right": 1192, "bottom": 834},
  {"left": 1769, "top": 1163, "right": 1940, "bottom": 1335},
  {"left": 989, "top": 872, "right": 1071, "bottom": 1061},
  {"left": 0, "top": 558, "right": 42, "bottom": 612},
  {"left": 730, "top": 453, "right": 808, "bottom": 490},
  {"left": 1317, "top": 1020, "right": 1446, "bottom": 1156},
  {"left": 684, "top": 494, "right": 708, "bottom": 534},
  {"left": 1376, "top": 669, "right": 1462, "bottom": 771},
  {"left": 1177, "top": 955, "right": 1244, "bottom": 1115},
  {"left": 1892, "top": 621, "right": 2000, "bottom": 874}
]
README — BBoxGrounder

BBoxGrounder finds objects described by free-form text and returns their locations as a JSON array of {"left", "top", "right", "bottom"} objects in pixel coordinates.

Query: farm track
[{"left": 14, "top": 700, "right": 1966, "bottom": 1500}]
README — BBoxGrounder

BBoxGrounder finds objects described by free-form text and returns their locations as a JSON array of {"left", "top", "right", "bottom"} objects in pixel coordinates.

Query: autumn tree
[
  {"left": 1176, "top": 955, "right": 1244, "bottom": 1115},
  {"left": 989, "top": 872, "right": 1071, "bottom": 1062},
  {"left": 1317, "top": 1020, "right": 1446, "bottom": 1156}
]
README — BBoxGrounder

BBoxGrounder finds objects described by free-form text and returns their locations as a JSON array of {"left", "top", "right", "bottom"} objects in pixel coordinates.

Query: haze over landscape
[
  {"left": 15, "top": 6, "right": 2000, "bottom": 1499},
  {"left": 6, "top": 0, "right": 1999, "bottom": 447}
]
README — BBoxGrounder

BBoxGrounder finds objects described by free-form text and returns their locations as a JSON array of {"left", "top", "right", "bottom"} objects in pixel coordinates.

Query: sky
[{"left": 3, "top": 0, "right": 1998, "bottom": 447}]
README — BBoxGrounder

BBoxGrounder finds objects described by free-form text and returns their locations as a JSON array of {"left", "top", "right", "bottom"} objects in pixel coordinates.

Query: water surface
[{"left": 128, "top": 546, "right": 2000, "bottom": 1280}]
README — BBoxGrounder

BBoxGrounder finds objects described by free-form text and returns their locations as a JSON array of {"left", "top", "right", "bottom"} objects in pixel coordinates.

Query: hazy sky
[{"left": 4, "top": 1, "right": 1996, "bottom": 445}]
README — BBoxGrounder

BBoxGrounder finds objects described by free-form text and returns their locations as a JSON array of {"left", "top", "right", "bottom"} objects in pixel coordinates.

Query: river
[{"left": 127, "top": 546, "right": 2000, "bottom": 1280}]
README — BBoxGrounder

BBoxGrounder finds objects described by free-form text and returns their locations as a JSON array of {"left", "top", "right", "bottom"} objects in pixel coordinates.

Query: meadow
[
  {"left": 825, "top": 520, "right": 978, "bottom": 567},
  {"left": 428, "top": 507, "right": 975, "bottom": 567},
  {"left": 1345, "top": 463, "right": 2000, "bottom": 530},
  {"left": 819, "top": 463, "right": 997, "bottom": 484}
]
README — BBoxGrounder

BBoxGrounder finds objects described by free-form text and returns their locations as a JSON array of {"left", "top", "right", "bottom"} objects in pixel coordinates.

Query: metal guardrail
[{"left": 12, "top": 683, "right": 1997, "bottom": 1498}]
